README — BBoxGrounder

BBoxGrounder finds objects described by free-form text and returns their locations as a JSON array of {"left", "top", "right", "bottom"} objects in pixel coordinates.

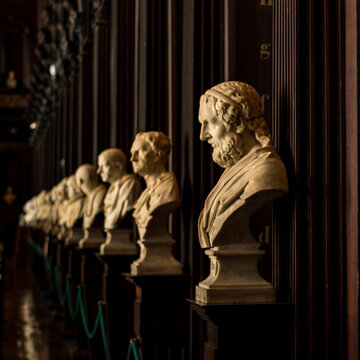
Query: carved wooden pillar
[
  {"left": 110, "top": 0, "right": 135, "bottom": 152},
  {"left": 134, "top": 0, "right": 173, "bottom": 134},
  {"left": 71, "top": 72, "right": 80, "bottom": 170},
  {"left": 67, "top": 77, "right": 74, "bottom": 174},
  {"left": 92, "top": 0, "right": 111, "bottom": 164},
  {"left": 273, "top": 1, "right": 358, "bottom": 359},
  {"left": 78, "top": 42, "right": 93, "bottom": 165},
  {"left": 61, "top": 89, "right": 68, "bottom": 178}
]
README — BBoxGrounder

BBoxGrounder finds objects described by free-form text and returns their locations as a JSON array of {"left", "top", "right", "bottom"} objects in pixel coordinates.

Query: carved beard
[{"left": 210, "top": 133, "right": 243, "bottom": 168}]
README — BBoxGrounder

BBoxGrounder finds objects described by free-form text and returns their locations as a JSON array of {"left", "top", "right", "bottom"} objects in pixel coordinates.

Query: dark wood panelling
[
  {"left": 92, "top": 0, "right": 111, "bottom": 164},
  {"left": 80, "top": 42, "right": 94, "bottom": 164},
  {"left": 26, "top": 2, "right": 359, "bottom": 360},
  {"left": 274, "top": 1, "right": 358, "bottom": 359},
  {"left": 344, "top": 1, "right": 359, "bottom": 359}
]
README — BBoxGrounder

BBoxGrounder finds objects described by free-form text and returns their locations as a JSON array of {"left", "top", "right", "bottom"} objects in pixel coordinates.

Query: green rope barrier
[
  {"left": 77, "top": 288, "right": 101, "bottom": 339},
  {"left": 27, "top": 237, "right": 44, "bottom": 256},
  {"left": 27, "top": 238, "right": 54, "bottom": 291},
  {"left": 65, "top": 278, "right": 78, "bottom": 321},
  {"left": 28, "top": 238, "right": 112, "bottom": 360},
  {"left": 127, "top": 338, "right": 141, "bottom": 360},
  {"left": 45, "top": 257, "right": 55, "bottom": 292},
  {"left": 54, "top": 266, "right": 66, "bottom": 306},
  {"left": 99, "top": 305, "right": 112, "bottom": 360}
]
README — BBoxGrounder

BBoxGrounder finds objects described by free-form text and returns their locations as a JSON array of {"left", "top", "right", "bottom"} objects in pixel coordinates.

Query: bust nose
[
  {"left": 130, "top": 152, "right": 137, "bottom": 162},
  {"left": 200, "top": 124, "right": 210, "bottom": 141}
]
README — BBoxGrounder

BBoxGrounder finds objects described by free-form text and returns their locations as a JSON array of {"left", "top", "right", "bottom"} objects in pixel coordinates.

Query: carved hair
[
  {"left": 98, "top": 148, "right": 126, "bottom": 168},
  {"left": 134, "top": 131, "right": 171, "bottom": 164},
  {"left": 200, "top": 81, "right": 272, "bottom": 146}
]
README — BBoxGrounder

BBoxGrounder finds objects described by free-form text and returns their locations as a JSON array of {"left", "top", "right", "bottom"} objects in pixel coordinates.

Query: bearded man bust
[
  {"left": 196, "top": 81, "right": 288, "bottom": 304},
  {"left": 130, "top": 131, "right": 182, "bottom": 275}
]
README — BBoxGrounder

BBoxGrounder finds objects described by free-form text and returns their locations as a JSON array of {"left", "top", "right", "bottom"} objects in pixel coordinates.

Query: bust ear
[
  {"left": 234, "top": 121, "right": 246, "bottom": 134},
  {"left": 154, "top": 150, "right": 161, "bottom": 161}
]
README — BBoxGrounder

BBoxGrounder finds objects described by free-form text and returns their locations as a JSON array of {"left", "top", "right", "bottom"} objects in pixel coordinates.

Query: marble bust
[
  {"left": 196, "top": 81, "right": 288, "bottom": 304},
  {"left": 38, "top": 191, "right": 53, "bottom": 234},
  {"left": 64, "top": 174, "right": 86, "bottom": 245},
  {"left": 98, "top": 148, "right": 141, "bottom": 230},
  {"left": 130, "top": 131, "right": 182, "bottom": 274},
  {"left": 97, "top": 148, "right": 141, "bottom": 254},
  {"left": 50, "top": 178, "right": 68, "bottom": 236},
  {"left": 6, "top": 71, "right": 17, "bottom": 89},
  {"left": 57, "top": 178, "right": 70, "bottom": 240},
  {"left": 75, "top": 164, "right": 107, "bottom": 248}
]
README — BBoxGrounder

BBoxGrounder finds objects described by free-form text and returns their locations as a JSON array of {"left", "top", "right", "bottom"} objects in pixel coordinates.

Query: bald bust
[
  {"left": 75, "top": 164, "right": 106, "bottom": 230},
  {"left": 196, "top": 81, "right": 288, "bottom": 304},
  {"left": 97, "top": 148, "right": 141, "bottom": 230},
  {"left": 64, "top": 174, "right": 85, "bottom": 229},
  {"left": 62, "top": 174, "right": 86, "bottom": 246}
]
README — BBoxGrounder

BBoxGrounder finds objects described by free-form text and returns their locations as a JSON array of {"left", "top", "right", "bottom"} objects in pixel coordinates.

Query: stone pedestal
[
  {"left": 196, "top": 243, "right": 275, "bottom": 304},
  {"left": 125, "top": 274, "right": 190, "bottom": 359},
  {"left": 98, "top": 255, "right": 138, "bottom": 360},
  {"left": 100, "top": 228, "right": 137, "bottom": 255},
  {"left": 190, "top": 301, "right": 294, "bottom": 360},
  {"left": 130, "top": 236, "right": 182, "bottom": 275},
  {"left": 78, "top": 227, "right": 104, "bottom": 249},
  {"left": 65, "top": 227, "right": 83, "bottom": 246}
]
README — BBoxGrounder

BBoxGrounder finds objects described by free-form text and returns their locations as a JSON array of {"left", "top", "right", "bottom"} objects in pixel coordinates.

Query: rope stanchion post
[
  {"left": 127, "top": 337, "right": 142, "bottom": 360},
  {"left": 27, "top": 237, "right": 112, "bottom": 360}
]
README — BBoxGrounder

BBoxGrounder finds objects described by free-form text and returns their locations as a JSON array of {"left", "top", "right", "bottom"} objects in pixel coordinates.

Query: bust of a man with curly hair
[{"left": 198, "top": 81, "right": 289, "bottom": 249}]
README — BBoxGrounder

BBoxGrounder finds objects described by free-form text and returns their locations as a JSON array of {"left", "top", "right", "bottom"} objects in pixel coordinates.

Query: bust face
[
  {"left": 199, "top": 102, "right": 228, "bottom": 144},
  {"left": 130, "top": 138, "right": 157, "bottom": 177},
  {"left": 97, "top": 154, "right": 120, "bottom": 184},
  {"left": 75, "top": 167, "right": 94, "bottom": 195},
  {"left": 67, "top": 176, "right": 81, "bottom": 199},
  {"left": 199, "top": 102, "right": 242, "bottom": 168}
]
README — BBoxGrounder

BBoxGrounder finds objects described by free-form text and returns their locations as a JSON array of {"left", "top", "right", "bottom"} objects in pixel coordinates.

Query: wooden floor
[{"left": 0, "top": 256, "right": 73, "bottom": 360}]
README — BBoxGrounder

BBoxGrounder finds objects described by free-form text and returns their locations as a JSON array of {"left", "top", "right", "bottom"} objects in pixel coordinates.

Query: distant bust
[
  {"left": 6, "top": 71, "right": 17, "bottom": 89},
  {"left": 198, "top": 81, "right": 288, "bottom": 248},
  {"left": 75, "top": 164, "right": 106, "bottom": 229},
  {"left": 64, "top": 174, "right": 85, "bottom": 228},
  {"left": 50, "top": 178, "right": 67, "bottom": 227},
  {"left": 131, "top": 131, "right": 180, "bottom": 239},
  {"left": 97, "top": 148, "right": 141, "bottom": 230},
  {"left": 3, "top": 186, "right": 16, "bottom": 205}
]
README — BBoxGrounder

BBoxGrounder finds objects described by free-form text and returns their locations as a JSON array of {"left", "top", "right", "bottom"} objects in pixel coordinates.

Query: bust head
[
  {"left": 97, "top": 148, "right": 126, "bottom": 184},
  {"left": 75, "top": 164, "right": 99, "bottom": 195},
  {"left": 56, "top": 177, "right": 68, "bottom": 201},
  {"left": 8, "top": 71, "right": 15, "bottom": 80},
  {"left": 67, "top": 174, "right": 83, "bottom": 199},
  {"left": 130, "top": 131, "right": 171, "bottom": 177},
  {"left": 199, "top": 81, "right": 271, "bottom": 168}
]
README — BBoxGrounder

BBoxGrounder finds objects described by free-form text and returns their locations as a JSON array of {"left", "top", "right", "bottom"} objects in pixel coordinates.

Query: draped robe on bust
[
  {"left": 104, "top": 173, "right": 141, "bottom": 230},
  {"left": 133, "top": 172, "right": 180, "bottom": 236},
  {"left": 198, "top": 145, "right": 288, "bottom": 248},
  {"left": 83, "top": 184, "right": 107, "bottom": 228}
]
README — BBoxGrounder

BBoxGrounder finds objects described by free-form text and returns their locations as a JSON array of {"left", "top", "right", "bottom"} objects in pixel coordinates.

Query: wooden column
[
  {"left": 79, "top": 42, "right": 94, "bottom": 165},
  {"left": 273, "top": 0, "right": 357, "bottom": 359},
  {"left": 344, "top": 1, "right": 359, "bottom": 359},
  {"left": 110, "top": 0, "right": 135, "bottom": 153},
  {"left": 92, "top": 0, "right": 111, "bottom": 164}
]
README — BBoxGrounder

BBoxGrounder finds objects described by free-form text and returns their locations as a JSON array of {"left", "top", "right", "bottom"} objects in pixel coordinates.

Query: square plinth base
[{"left": 196, "top": 284, "right": 276, "bottom": 304}]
